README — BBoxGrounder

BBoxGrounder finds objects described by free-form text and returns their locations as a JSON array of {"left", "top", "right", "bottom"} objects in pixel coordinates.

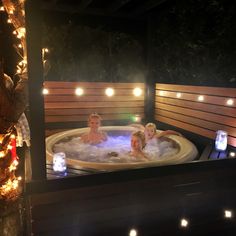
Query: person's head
[
  {"left": 144, "top": 123, "right": 157, "bottom": 140},
  {"left": 88, "top": 113, "right": 102, "bottom": 130},
  {"left": 131, "top": 131, "right": 146, "bottom": 151}
]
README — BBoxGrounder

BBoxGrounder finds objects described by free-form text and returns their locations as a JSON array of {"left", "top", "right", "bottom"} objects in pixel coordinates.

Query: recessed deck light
[
  {"left": 42, "top": 88, "right": 49, "bottom": 95},
  {"left": 180, "top": 218, "right": 189, "bottom": 228},
  {"left": 75, "top": 87, "right": 84, "bottom": 96},
  {"left": 133, "top": 87, "right": 142, "bottom": 97},
  {"left": 198, "top": 95, "right": 204, "bottom": 101},
  {"left": 105, "top": 87, "right": 114, "bottom": 97}
]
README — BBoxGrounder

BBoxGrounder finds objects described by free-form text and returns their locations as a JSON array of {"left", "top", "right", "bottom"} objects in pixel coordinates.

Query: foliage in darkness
[
  {"left": 150, "top": 0, "right": 236, "bottom": 86},
  {"left": 43, "top": 23, "right": 146, "bottom": 82}
]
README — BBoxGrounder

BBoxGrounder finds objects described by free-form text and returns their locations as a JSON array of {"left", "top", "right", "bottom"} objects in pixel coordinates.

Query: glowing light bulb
[
  {"left": 229, "top": 152, "right": 235, "bottom": 158},
  {"left": 225, "top": 210, "right": 233, "bottom": 218},
  {"left": 180, "top": 218, "right": 189, "bottom": 227},
  {"left": 129, "top": 229, "right": 137, "bottom": 236},
  {"left": 18, "top": 44, "right": 22, "bottom": 48},
  {"left": 133, "top": 87, "right": 142, "bottom": 97},
  {"left": 176, "top": 92, "right": 182, "bottom": 98},
  {"left": 198, "top": 95, "right": 204, "bottom": 101},
  {"left": 75, "top": 87, "right": 84, "bottom": 96},
  {"left": 0, "top": 6, "right": 5, "bottom": 11},
  {"left": 226, "top": 99, "right": 234, "bottom": 106},
  {"left": 105, "top": 87, "right": 114, "bottom": 97},
  {"left": 42, "top": 88, "right": 49, "bottom": 95},
  {"left": 7, "top": 18, "right": 12, "bottom": 23}
]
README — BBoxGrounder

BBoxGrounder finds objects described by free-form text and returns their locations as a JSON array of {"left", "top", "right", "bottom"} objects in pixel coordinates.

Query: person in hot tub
[
  {"left": 81, "top": 113, "right": 108, "bottom": 144},
  {"left": 144, "top": 123, "right": 182, "bottom": 144},
  {"left": 129, "top": 131, "right": 148, "bottom": 161}
]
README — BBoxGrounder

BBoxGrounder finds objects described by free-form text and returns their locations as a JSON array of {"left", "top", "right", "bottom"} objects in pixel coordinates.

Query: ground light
[
  {"left": 75, "top": 87, "right": 84, "bottom": 96},
  {"left": 224, "top": 210, "right": 233, "bottom": 219},
  {"left": 180, "top": 218, "right": 189, "bottom": 228},
  {"left": 105, "top": 87, "right": 114, "bottom": 97},
  {"left": 42, "top": 88, "right": 49, "bottom": 95},
  {"left": 129, "top": 228, "right": 138, "bottom": 236}
]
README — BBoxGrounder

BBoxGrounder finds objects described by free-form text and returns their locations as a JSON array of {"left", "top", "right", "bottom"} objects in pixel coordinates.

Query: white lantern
[
  {"left": 53, "top": 152, "right": 67, "bottom": 175},
  {"left": 215, "top": 130, "right": 228, "bottom": 151}
]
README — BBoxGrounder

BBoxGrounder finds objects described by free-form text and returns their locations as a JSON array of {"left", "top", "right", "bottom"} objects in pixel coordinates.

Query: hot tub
[{"left": 46, "top": 126, "right": 198, "bottom": 171}]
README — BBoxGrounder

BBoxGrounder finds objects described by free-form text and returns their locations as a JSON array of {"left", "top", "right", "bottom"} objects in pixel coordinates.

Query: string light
[{"left": 0, "top": 6, "right": 5, "bottom": 11}]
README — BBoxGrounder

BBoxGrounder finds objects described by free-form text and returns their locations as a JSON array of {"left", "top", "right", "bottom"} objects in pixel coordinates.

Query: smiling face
[
  {"left": 145, "top": 126, "right": 156, "bottom": 140},
  {"left": 131, "top": 135, "right": 143, "bottom": 151},
  {"left": 88, "top": 117, "right": 101, "bottom": 131}
]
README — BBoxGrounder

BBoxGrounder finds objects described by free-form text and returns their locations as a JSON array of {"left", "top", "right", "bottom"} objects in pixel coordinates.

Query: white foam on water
[{"left": 53, "top": 134, "right": 178, "bottom": 163}]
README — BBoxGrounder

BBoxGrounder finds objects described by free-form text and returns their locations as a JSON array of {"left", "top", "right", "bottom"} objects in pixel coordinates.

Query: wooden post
[
  {"left": 25, "top": 0, "right": 46, "bottom": 180},
  {"left": 144, "top": 14, "right": 155, "bottom": 122}
]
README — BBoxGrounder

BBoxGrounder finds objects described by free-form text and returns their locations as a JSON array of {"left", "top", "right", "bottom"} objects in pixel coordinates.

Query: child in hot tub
[
  {"left": 81, "top": 113, "right": 108, "bottom": 145},
  {"left": 144, "top": 122, "right": 182, "bottom": 146},
  {"left": 129, "top": 131, "right": 148, "bottom": 161}
]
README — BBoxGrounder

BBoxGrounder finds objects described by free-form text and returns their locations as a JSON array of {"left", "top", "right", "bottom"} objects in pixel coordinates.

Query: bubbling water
[{"left": 53, "top": 132, "right": 179, "bottom": 163}]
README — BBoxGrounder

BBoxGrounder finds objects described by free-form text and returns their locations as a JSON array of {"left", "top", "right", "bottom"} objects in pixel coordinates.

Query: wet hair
[
  {"left": 145, "top": 123, "right": 156, "bottom": 131},
  {"left": 88, "top": 113, "right": 102, "bottom": 122},
  {"left": 132, "top": 131, "right": 146, "bottom": 149}
]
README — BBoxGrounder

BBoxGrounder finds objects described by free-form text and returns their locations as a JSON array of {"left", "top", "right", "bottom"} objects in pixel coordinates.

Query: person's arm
[{"left": 156, "top": 130, "right": 182, "bottom": 138}]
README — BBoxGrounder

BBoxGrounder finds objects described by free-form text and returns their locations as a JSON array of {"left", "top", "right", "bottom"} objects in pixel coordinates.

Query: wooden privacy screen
[
  {"left": 155, "top": 83, "right": 236, "bottom": 147},
  {"left": 44, "top": 81, "right": 145, "bottom": 133}
]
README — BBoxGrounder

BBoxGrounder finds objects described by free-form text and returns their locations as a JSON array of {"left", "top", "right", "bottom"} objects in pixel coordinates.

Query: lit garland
[
  {"left": 0, "top": 0, "right": 26, "bottom": 202},
  {"left": 0, "top": 130, "right": 22, "bottom": 201}
]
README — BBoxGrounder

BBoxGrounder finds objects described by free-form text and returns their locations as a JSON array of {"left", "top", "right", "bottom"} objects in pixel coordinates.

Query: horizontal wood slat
[
  {"left": 156, "top": 83, "right": 236, "bottom": 97},
  {"left": 156, "top": 102, "right": 236, "bottom": 127},
  {"left": 156, "top": 109, "right": 236, "bottom": 137},
  {"left": 45, "top": 101, "right": 144, "bottom": 109},
  {"left": 45, "top": 89, "right": 144, "bottom": 96},
  {"left": 44, "top": 81, "right": 145, "bottom": 128},
  {"left": 156, "top": 115, "right": 236, "bottom": 147},
  {"left": 44, "top": 95, "right": 144, "bottom": 102},
  {"left": 45, "top": 81, "right": 145, "bottom": 89},
  {"left": 157, "top": 97, "right": 236, "bottom": 118},
  {"left": 45, "top": 113, "right": 145, "bottom": 123},
  {"left": 156, "top": 90, "right": 236, "bottom": 107},
  {"left": 155, "top": 83, "right": 236, "bottom": 147}
]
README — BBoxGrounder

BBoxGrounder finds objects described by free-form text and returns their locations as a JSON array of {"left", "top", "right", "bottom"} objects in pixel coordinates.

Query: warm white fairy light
[
  {"left": 133, "top": 87, "right": 142, "bottom": 97},
  {"left": 9, "top": 9, "right": 14, "bottom": 14},
  {"left": 0, "top": 6, "right": 5, "bottom": 11},
  {"left": 7, "top": 18, "right": 12, "bottom": 23},
  {"left": 226, "top": 99, "right": 234, "bottom": 106},
  {"left": 105, "top": 87, "right": 114, "bottom": 97},
  {"left": 0, "top": 151, "right": 5, "bottom": 158},
  {"left": 176, "top": 92, "right": 182, "bottom": 98},
  {"left": 198, "top": 95, "right": 204, "bottom": 101},
  {"left": 42, "top": 88, "right": 49, "bottom": 95},
  {"left": 9, "top": 160, "right": 19, "bottom": 172},
  {"left": 18, "top": 43, "right": 22, "bottom": 48},
  {"left": 75, "top": 87, "right": 84, "bottom": 96}
]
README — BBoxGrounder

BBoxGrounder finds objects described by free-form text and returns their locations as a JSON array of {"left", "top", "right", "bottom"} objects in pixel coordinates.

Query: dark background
[{"left": 1, "top": 0, "right": 236, "bottom": 87}]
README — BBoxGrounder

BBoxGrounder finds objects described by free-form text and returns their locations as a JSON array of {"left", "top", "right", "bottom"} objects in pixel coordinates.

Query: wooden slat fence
[
  {"left": 44, "top": 81, "right": 145, "bottom": 134},
  {"left": 155, "top": 83, "right": 236, "bottom": 147}
]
